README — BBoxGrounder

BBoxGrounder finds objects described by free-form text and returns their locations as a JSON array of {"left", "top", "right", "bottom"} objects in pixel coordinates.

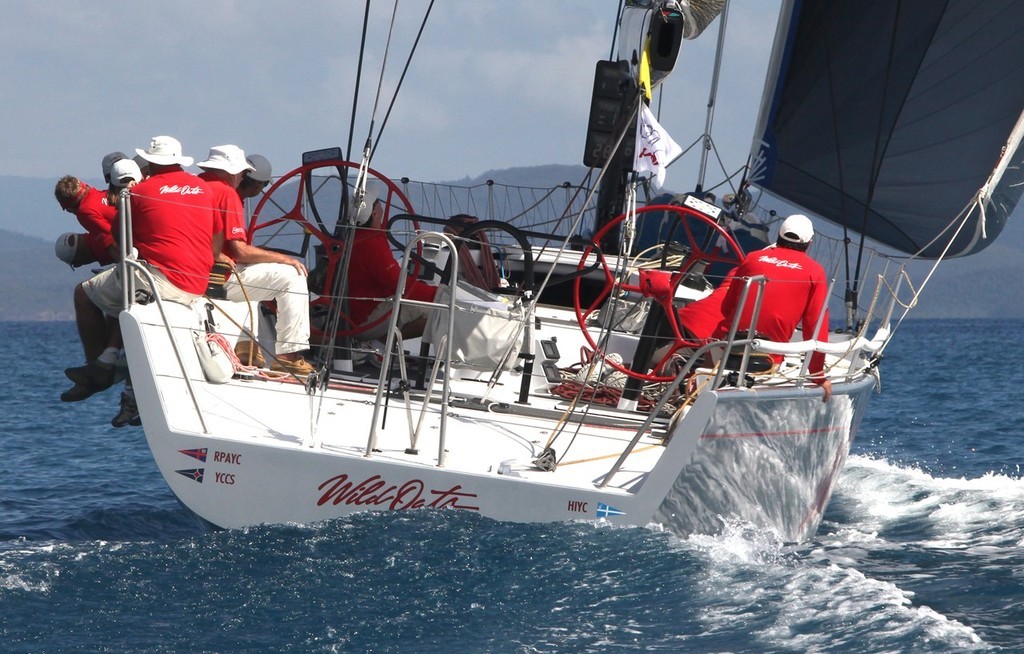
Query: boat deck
[{"left": 153, "top": 362, "right": 673, "bottom": 495}]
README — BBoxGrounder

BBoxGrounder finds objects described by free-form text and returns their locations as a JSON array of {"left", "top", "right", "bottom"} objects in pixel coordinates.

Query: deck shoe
[
  {"left": 111, "top": 392, "right": 140, "bottom": 428},
  {"left": 271, "top": 355, "right": 315, "bottom": 377},
  {"left": 64, "top": 360, "right": 116, "bottom": 391},
  {"left": 60, "top": 382, "right": 100, "bottom": 403},
  {"left": 234, "top": 340, "right": 265, "bottom": 368}
]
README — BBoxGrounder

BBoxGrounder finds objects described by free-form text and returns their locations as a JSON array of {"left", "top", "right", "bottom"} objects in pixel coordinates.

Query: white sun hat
[
  {"left": 54, "top": 232, "right": 80, "bottom": 265},
  {"left": 135, "top": 135, "right": 194, "bottom": 167},
  {"left": 197, "top": 145, "right": 256, "bottom": 175},
  {"left": 351, "top": 182, "right": 382, "bottom": 226},
  {"left": 779, "top": 213, "right": 814, "bottom": 244}
]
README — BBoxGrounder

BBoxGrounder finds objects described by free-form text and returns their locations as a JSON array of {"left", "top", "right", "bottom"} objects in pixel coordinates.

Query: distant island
[{"left": 3, "top": 166, "right": 1023, "bottom": 320}]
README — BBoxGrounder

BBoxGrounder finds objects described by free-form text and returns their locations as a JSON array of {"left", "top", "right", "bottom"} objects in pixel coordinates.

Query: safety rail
[
  {"left": 710, "top": 275, "right": 768, "bottom": 388},
  {"left": 597, "top": 269, "right": 895, "bottom": 487},
  {"left": 114, "top": 188, "right": 210, "bottom": 434},
  {"left": 366, "top": 232, "right": 462, "bottom": 467}
]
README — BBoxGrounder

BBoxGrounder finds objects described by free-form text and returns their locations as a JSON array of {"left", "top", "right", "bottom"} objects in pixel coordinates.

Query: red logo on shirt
[{"left": 159, "top": 184, "right": 205, "bottom": 196}]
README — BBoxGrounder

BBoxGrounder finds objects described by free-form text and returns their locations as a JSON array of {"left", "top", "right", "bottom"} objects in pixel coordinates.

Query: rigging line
[
  {"left": 851, "top": 0, "right": 911, "bottom": 307},
  {"left": 477, "top": 87, "right": 642, "bottom": 399},
  {"left": 818, "top": 7, "right": 855, "bottom": 327},
  {"left": 609, "top": 1, "right": 626, "bottom": 59},
  {"left": 366, "top": 0, "right": 400, "bottom": 141},
  {"left": 882, "top": 202, "right": 972, "bottom": 356},
  {"left": 478, "top": 143, "right": 628, "bottom": 399},
  {"left": 370, "top": 0, "right": 436, "bottom": 160},
  {"left": 700, "top": 137, "right": 746, "bottom": 197},
  {"left": 547, "top": 182, "right": 642, "bottom": 460},
  {"left": 697, "top": 0, "right": 731, "bottom": 191},
  {"left": 355, "top": 0, "right": 400, "bottom": 201},
  {"left": 316, "top": 225, "right": 360, "bottom": 397},
  {"left": 347, "top": 0, "right": 373, "bottom": 163},
  {"left": 525, "top": 92, "right": 641, "bottom": 294}
]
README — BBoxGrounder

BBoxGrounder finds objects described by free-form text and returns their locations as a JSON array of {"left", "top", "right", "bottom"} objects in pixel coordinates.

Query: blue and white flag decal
[{"left": 596, "top": 502, "right": 625, "bottom": 518}]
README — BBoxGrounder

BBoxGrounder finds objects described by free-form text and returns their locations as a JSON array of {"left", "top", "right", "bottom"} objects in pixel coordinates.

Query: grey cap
[
  {"left": 245, "top": 154, "right": 272, "bottom": 183},
  {"left": 101, "top": 151, "right": 127, "bottom": 183}
]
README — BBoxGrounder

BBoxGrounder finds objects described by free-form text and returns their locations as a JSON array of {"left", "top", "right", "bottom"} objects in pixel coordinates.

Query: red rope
[{"left": 548, "top": 380, "right": 660, "bottom": 412}]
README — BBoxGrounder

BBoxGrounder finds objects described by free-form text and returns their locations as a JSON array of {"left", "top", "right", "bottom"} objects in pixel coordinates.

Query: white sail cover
[{"left": 749, "top": 0, "right": 1024, "bottom": 258}]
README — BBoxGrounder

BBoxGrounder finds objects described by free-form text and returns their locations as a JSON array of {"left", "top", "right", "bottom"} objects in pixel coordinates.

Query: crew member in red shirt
[
  {"left": 713, "top": 213, "right": 832, "bottom": 400},
  {"left": 676, "top": 270, "right": 734, "bottom": 342},
  {"left": 53, "top": 175, "right": 118, "bottom": 267},
  {"left": 346, "top": 183, "right": 437, "bottom": 339},
  {"left": 62, "top": 135, "right": 217, "bottom": 402},
  {"left": 198, "top": 145, "right": 313, "bottom": 376}
]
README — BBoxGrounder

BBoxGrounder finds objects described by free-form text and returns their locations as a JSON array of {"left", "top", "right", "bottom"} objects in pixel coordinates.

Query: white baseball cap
[
  {"left": 111, "top": 159, "right": 143, "bottom": 188},
  {"left": 779, "top": 214, "right": 814, "bottom": 244},
  {"left": 197, "top": 145, "right": 255, "bottom": 175},
  {"left": 135, "top": 135, "right": 194, "bottom": 167}
]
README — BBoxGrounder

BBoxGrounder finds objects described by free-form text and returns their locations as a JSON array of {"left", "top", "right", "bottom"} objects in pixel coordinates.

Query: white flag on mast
[{"left": 634, "top": 103, "right": 682, "bottom": 189}]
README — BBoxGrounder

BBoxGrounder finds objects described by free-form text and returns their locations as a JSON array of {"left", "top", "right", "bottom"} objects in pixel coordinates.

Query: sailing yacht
[{"left": 117, "top": 0, "right": 1024, "bottom": 541}]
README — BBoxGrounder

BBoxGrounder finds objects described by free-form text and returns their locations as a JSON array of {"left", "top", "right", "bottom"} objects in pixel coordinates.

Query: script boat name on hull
[{"left": 316, "top": 473, "right": 480, "bottom": 511}]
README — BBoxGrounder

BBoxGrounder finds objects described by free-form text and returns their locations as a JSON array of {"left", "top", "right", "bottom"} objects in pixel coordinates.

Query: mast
[
  {"left": 583, "top": 60, "right": 639, "bottom": 256},
  {"left": 583, "top": 1, "right": 720, "bottom": 252}
]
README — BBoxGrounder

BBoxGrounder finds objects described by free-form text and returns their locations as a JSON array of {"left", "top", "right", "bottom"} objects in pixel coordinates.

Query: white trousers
[{"left": 224, "top": 262, "right": 310, "bottom": 355}]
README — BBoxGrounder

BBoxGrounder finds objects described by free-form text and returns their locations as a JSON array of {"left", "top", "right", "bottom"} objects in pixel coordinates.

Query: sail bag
[{"left": 424, "top": 281, "right": 524, "bottom": 371}]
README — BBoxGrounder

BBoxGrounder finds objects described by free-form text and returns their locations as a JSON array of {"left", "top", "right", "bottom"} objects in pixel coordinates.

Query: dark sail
[{"left": 749, "top": 0, "right": 1024, "bottom": 258}]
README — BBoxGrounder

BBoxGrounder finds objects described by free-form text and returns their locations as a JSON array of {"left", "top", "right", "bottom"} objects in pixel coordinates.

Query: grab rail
[
  {"left": 712, "top": 275, "right": 767, "bottom": 388},
  {"left": 366, "top": 232, "right": 461, "bottom": 467},
  {"left": 115, "top": 188, "right": 210, "bottom": 434}
]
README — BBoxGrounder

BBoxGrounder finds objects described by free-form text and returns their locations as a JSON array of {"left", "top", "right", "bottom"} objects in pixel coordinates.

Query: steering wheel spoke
[
  {"left": 574, "top": 203, "right": 744, "bottom": 383},
  {"left": 250, "top": 160, "right": 418, "bottom": 340}
]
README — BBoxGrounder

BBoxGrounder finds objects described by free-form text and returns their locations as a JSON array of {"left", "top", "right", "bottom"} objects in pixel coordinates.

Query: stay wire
[
  {"left": 347, "top": 0, "right": 373, "bottom": 163},
  {"left": 354, "top": 0, "right": 399, "bottom": 206},
  {"left": 371, "top": 0, "right": 436, "bottom": 160}
]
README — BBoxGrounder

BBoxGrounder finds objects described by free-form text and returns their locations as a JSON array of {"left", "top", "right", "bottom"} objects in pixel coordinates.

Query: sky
[{"left": 0, "top": 0, "right": 781, "bottom": 190}]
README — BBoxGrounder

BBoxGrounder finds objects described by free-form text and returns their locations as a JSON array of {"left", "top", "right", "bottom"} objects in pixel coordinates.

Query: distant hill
[
  {"left": 909, "top": 238, "right": 1024, "bottom": 318},
  {"left": 1, "top": 174, "right": 106, "bottom": 242},
  {"left": 1, "top": 167, "right": 1023, "bottom": 320},
  {"left": 0, "top": 229, "right": 90, "bottom": 320},
  {"left": 450, "top": 164, "right": 591, "bottom": 188}
]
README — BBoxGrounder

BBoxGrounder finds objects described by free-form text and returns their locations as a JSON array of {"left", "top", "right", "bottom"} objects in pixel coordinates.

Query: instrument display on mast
[{"left": 682, "top": 194, "right": 722, "bottom": 220}]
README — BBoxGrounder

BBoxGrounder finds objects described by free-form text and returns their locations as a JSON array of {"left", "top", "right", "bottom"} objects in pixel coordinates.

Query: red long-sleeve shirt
[
  {"left": 75, "top": 186, "right": 117, "bottom": 265},
  {"left": 346, "top": 227, "right": 437, "bottom": 326},
  {"left": 713, "top": 245, "right": 830, "bottom": 375}
]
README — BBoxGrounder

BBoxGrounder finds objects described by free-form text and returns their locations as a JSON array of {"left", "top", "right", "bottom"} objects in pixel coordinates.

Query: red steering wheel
[
  {"left": 573, "top": 203, "right": 744, "bottom": 383},
  {"left": 249, "top": 159, "right": 418, "bottom": 340}
]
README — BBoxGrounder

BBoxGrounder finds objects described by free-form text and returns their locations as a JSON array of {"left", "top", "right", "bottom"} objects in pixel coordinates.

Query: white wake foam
[
  {"left": 834, "top": 454, "right": 1024, "bottom": 549},
  {"left": 676, "top": 518, "right": 987, "bottom": 651}
]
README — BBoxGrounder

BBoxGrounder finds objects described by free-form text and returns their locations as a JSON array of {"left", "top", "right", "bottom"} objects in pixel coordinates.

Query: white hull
[{"left": 122, "top": 299, "right": 875, "bottom": 542}]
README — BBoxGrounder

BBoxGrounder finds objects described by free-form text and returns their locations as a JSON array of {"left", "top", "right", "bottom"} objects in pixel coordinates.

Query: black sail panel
[{"left": 750, "top": 0, "right": 1024, "bottom": 258}]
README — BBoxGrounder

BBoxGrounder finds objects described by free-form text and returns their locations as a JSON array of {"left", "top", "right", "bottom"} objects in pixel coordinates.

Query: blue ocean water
[{"left": 2, "top": 319, "right": 1022, "bottom": 653}]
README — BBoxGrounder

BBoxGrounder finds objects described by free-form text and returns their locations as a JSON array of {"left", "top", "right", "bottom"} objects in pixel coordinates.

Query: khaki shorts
[
  {"left": 359, "top": 300, "right": 431, "bottom": 340},
  {"left": 82, "top": 262, "right": 200, "bottom": 317}
]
